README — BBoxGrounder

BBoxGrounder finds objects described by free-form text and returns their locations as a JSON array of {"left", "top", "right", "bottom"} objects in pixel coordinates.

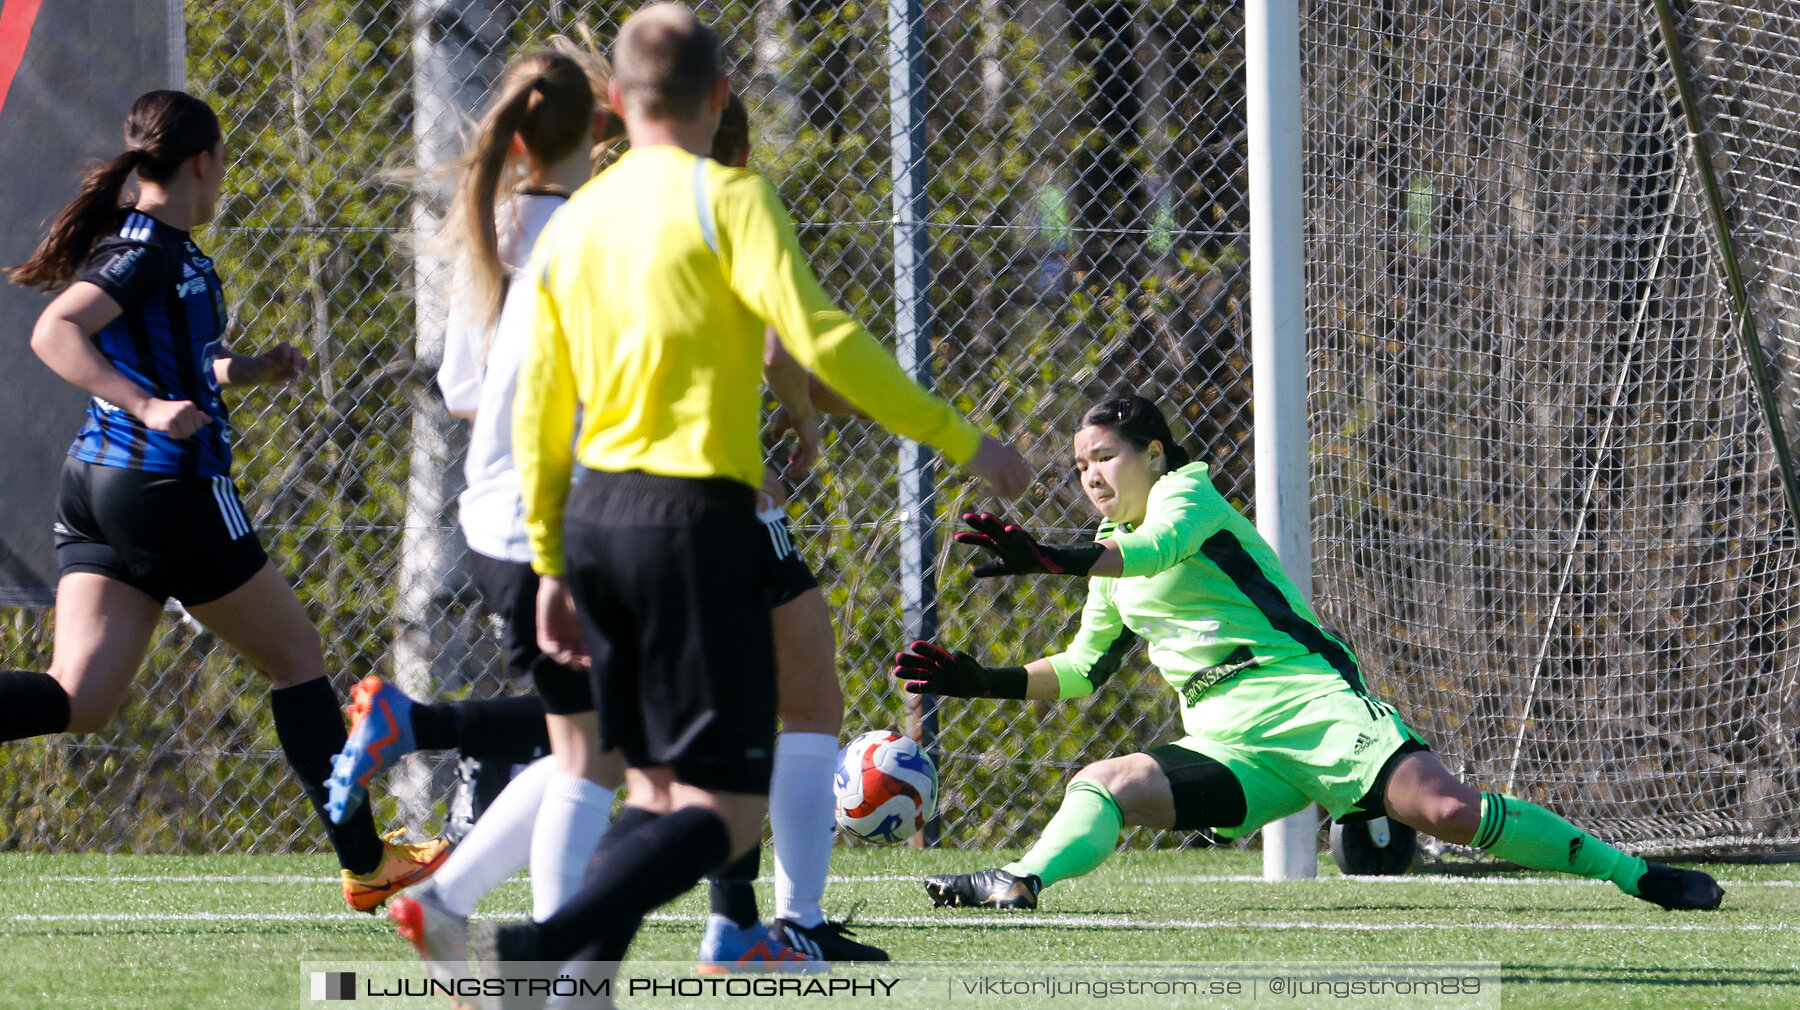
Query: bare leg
[
  {"left": 1380, "top": 751, "right": 1480, "bottom": 845},
  {"left": 47, "top": 572, "right": 162, "bottom": 733},
  {"left": 184, "top": 561, "right": 324, "bottom": 687},
  {"left": 190, "top": 561, "right": 387, "bottom": 876}
]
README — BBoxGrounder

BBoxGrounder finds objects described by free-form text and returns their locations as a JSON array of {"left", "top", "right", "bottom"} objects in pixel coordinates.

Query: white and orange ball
[{"left": 833, "top": 730, "right": 939, "bottom": 844}]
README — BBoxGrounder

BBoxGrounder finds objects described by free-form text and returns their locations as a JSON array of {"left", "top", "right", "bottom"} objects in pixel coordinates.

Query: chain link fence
[
  {"left": 0, "top": 0, "right": 1253, "bottom": 854},
  {"left": 3, "top": 0, "right": 1796, "bottom": 858}
]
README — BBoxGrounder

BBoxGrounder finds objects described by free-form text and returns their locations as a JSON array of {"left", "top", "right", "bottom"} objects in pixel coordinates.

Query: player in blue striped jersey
[
  {"left": 66, "top": 207, "right": 234, "bottom": 475},
  {"left": 4, "top": 90, "right": 447, "bottom": 911}
]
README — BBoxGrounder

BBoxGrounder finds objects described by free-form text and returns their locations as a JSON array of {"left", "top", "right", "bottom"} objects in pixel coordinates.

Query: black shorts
[
  {"left": 759, "top": 510, "right": 820, "bottom": 607},
  {"left": 54, "top": 457, "right": 268, "bottom": 606},
  {"left": 1146, "top": 743, "right": 1250, "bottom": 833},
  {"left": 564, "top": 469, "right": 777, "bottom": 794},
  {"left": 466, "top": 550, "right": 595, "bottom": 716}
]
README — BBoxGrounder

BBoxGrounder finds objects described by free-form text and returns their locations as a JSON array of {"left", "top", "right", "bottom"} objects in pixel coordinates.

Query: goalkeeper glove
[
  {"left": 954, "top": 512, "right": 1105, "bottom": 577},
  {"left": 893, "top": 641, "right": 1028, "bottom": 699}
]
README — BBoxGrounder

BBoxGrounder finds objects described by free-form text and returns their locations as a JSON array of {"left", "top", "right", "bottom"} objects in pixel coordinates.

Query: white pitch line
[
  {"left": 1134, "top": 874, "right": 1800, "bottom": 888},
  {"left": 16, "top": 873, "right": 1800, "bottom": 888},
  {"left": 742, "top": 913, "right": 1794, "bottom": 933},
  {"left": 8, "top": 912, "right": 368, "bottom": 922},
  {"left": 29, "top": 875, "right": 336, "bottom": 884},
  {"left": 4, "top": 910, "right": 1789, "bottom": 933}
]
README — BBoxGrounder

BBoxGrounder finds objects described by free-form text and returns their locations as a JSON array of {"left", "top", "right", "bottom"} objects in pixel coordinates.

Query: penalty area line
[
  {"left": 6, "top": 910, "right": 1786, "bottom": 933},
  {"left": 23, "top": 873, "right": 1800, "bottom": 889}
]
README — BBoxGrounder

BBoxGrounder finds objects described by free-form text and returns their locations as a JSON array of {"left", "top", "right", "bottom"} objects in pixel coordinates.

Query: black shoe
[
  {"left": 923, "top": 868, "right": 1041, "bottom": 909},
  {"left": 1634, "top": 862, "right": 1724, "bottom": 910},
  {"left": 776, "top": 917, "right": 890, "bottom": 961}
]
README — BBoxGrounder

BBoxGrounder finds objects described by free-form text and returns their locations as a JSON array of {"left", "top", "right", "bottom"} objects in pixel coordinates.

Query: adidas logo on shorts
[{"left": 1353, "top": 732, "right": 1378, "bottom": 754}]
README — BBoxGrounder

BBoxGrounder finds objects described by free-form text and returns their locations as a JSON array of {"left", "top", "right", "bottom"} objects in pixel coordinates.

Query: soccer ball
[{"left": 834, "top": 730, "right": 938, "bottom": 844}]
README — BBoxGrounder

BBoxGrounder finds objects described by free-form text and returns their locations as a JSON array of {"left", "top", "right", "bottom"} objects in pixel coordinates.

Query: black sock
[
  {"left": 584, "top": 804, "right": 662, "bottom": 881},
  {"left": 407, "top": 696, "right": 549, "bottom": 760},
  {"left": 449, "top": 696, "right": 550, "bottom": 763},
  {"left": 0, "top": 671, "right": 71, "bottom": 742},
  {"left": 406, "top": 701, "right": 460, "bottom": 752},
  {"left": 535, "top": 805, "right": 731, "bottom": 962},
  {"left": 269, "top": 678, "right": 384, "bottom": 875},
  {"left": 571, "top": 931, "right": 632, "bottom": 965},
  {"left": 710, "top": 846, "right": 761, "bottom": 928}
]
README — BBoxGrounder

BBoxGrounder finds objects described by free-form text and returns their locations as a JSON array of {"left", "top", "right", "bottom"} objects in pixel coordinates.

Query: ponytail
[
  {"left": 7, "top": 152, "right": 140, "bottom": 289},
  {"left": 445, "top": 50, "right": 598, "bottom": 330},
  {"left": 9, "top": 91, "right": 219, "bottom": 291}
]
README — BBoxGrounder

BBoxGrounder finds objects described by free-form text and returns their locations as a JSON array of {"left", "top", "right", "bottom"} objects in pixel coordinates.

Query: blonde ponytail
[{"left": 443, "top": 51, "right": 596, "bottom": 329}]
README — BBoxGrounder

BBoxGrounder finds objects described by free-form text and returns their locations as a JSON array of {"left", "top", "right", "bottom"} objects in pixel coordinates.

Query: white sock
[
  {"left": 770, "top": 731, "right": 838, "bottom": 927},
  {"left": 429, "top": 756, "right": 554, "bottom": 916},
  {"left": 529, "top": 772, "right": 615, "bottom": 920}
]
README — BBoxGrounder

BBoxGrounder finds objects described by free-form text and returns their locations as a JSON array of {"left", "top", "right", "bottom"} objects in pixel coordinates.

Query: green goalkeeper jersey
[{"left": 1046, "top": 461, "right": 1371, "bottom": 735}]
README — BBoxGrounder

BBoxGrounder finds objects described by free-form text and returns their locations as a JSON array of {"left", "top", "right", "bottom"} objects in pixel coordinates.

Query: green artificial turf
[{"left": 0, "top": 847, "right": 1792, "bottom": 1008}]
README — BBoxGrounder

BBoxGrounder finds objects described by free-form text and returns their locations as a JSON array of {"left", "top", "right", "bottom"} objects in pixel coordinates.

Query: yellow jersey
[{"left": 514, "top": 146, "right": 985, "bottom": 576}]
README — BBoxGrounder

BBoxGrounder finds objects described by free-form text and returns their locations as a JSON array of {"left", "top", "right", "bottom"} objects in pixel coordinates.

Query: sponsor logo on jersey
[
  {"left": 1180, "top": 645, "right": 1258, "bottom": 706},
  {"left": 176, "top": 275, "right": 209, "bottom": 299},
  {"left": 100, "top": 246, "right": 144, "bottom": 283}
]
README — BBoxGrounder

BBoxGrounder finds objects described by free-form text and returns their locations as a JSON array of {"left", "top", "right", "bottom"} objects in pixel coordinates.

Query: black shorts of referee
[
  {"left": 53, "top": 457, "right": 268, "bottom": 606},
  {"left": 562, "top": 468, "right": 777, "bottom": 795},
  {"left": 466, "top": 550, "right": 595, "bottom": 717},
  {"left": 470, "top": 510, "right": 814, "bottom": 719}
]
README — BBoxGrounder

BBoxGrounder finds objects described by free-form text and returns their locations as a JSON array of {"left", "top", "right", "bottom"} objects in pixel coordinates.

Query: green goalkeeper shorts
[{"left": 1148, "top": 660, "right": 1430, "bottom": 838}]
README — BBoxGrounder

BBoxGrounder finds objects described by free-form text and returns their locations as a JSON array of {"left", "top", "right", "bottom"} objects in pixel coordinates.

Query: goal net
[{"left": 1305, "top": 0, "right": 1800, "bottom": 853}]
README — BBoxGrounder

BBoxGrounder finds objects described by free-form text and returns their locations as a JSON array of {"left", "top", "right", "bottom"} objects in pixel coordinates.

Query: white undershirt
[{"left": 437, "top": 193, "right": 567, "bottom": 563}]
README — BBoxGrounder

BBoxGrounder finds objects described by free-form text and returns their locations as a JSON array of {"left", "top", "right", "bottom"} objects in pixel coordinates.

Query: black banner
[{"left": 0, "top": 0, "right": 179, "bottom": 604}]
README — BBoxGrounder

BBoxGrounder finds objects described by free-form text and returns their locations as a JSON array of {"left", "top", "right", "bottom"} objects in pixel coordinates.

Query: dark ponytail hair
[
  {"left": 710, "top": 92, "right": 749, "bottom": 165},
  {"left": 9, "top": 90, "right": 221, "bottom": 290},
  {"left": 1078, "top": 394, "right": 1193, "bottom": 471}
]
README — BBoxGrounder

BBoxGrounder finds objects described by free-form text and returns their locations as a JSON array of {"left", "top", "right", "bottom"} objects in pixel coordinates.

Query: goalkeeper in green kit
[{"left": 897, "top": 394, "right": 1723, "bottom": 913}]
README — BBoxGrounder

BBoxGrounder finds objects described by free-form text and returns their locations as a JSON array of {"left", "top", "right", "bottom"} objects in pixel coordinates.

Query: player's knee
[
  {"left": 576, "top": 748, "right": 627, "bottom": 790},
  {"left": 47, "top": 669, "right": 121, "bottom": 734},
  {"left": 1396, "top": 789, "right": 1478, "bottom": 839},
  {"left": 258, "top": 630, "right": 327, "bottom": 688},
  {"left": 1071, "top": 757, "right": 1133, "bottom": 794}
]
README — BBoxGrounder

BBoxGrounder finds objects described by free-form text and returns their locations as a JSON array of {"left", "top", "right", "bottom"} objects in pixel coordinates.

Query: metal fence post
[{"left": 888, "top": 0, "right": 940, "bottom": 847}]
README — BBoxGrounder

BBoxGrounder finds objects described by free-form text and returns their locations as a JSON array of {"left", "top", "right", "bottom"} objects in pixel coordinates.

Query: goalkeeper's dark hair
[
  {"left": 711, "top": 92, "right": 749, "bottom": 165},
  {"left": 1078, "top": 394, "right": 1192, "bottom": 471},
  {"left": 9, "top": 90, "right": 221, "bottom": 290}
]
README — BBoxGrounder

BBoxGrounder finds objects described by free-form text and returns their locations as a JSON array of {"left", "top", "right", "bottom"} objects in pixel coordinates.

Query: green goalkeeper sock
[
  {"left": 1472, "top": 792, "right": 1649, "bottom": 894},
  {"left": 1004, "top": 779, "right": 1125, "bottom": 888}
]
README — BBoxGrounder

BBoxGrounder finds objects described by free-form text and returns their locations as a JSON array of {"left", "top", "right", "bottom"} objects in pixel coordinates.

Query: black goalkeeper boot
[
  {"left": 1633, "top": 863, "right": 1724, "bottom": 910},
  {"left": 923, "top": 868, "right": 1042, "bottom": 910}
]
